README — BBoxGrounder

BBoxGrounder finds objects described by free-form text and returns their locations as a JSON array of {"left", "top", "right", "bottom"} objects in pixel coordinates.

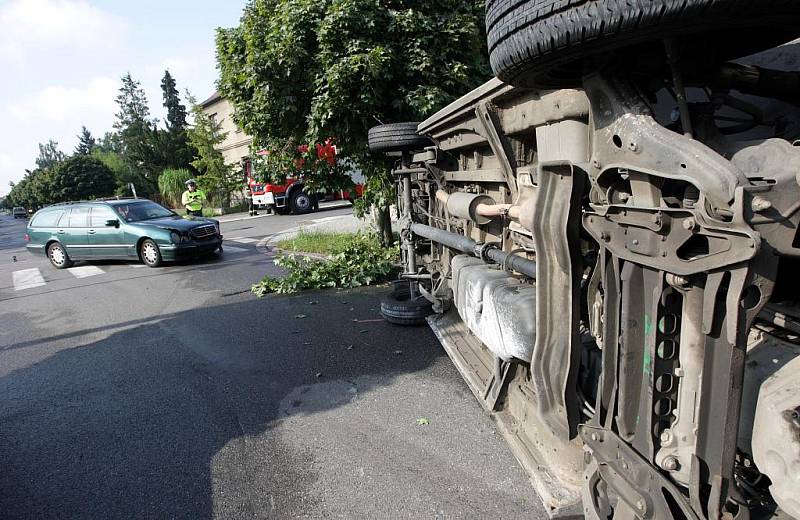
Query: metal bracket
[
  {"left": 527, "top": 161, "right": 584, "bottom": 439},
  {"left": 581, "top": 425, "right": 700, "bottom": 520},
  {"left": 475, "top": 101, "right": 519, "bottom": 200}
]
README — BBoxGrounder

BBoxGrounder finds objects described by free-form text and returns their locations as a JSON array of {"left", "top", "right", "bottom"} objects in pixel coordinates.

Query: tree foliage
[
  {"left": 216, "top": 0, "right": 491, "bottom": 242},
  {"left": 113, "top": 73, "right": 161, "bottom": 197},
  {"left": 50, "top": 155, "right": 117, "bottom": 202},
  {"left": 75, "top": 126, "right": 97, "bottom": 155},
  {"left": 186, "top": 95, "right": 239, "bottom": 207},
  {"left": 36, "top": 140, "right": 66, "bottom": 170},
  {"left": 160, "top": 70, "right": 196, "bottom": 169}
]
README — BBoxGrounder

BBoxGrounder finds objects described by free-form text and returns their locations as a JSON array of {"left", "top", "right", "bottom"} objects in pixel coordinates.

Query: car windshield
[{"left": 114, "top": 201, "right": 175, "bottom": 222}]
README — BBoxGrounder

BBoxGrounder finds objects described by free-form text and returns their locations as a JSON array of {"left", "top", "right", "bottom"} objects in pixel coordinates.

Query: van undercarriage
[{"left": 371, "top": 35, "right": 800, "bottom": 520}]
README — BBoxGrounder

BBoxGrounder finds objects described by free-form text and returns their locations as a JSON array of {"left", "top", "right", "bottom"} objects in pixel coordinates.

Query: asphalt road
[{"left": 0, "top": 207, "right": 543, "bottom": 519}]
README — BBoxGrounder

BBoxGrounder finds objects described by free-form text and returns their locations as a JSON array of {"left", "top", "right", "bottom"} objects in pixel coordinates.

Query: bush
[
  {"left": 158, "top": 168, "right": 193, "bottom": 208},
  {"left": 252, "top": 233, "right": 399, "bottom": 296}
]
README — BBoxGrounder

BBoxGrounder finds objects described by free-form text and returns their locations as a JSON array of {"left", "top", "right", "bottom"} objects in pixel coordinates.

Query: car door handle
[
  {"left": 57, "top": 229, "right": 65, "bottom": 234},
  {"left": 88, "top": 230, "right": 96, "bottom": 235}
]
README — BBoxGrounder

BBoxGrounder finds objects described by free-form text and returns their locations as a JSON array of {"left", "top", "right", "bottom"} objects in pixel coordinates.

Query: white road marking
[
  {"left": 222, "top": 245, "right": 248, "bottom": 254},
  {"left": 128, "top": 263, "right": 147, "bottom": 268},
  {"left": 13, "top": 268, "right": 46, "bottom": 291},
  {"left": 67, "top": 265, "right": 105, "bottom": 279},
  {"left": 311, "top": 215, "right": 349, "bottom": 224},
  {"left": 230, "top": 237, "right": 259, "bottom": 244}
]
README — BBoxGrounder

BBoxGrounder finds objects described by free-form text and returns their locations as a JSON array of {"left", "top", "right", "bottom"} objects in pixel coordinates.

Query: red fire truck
[{"left": 244, "top": 146, "right": 364, "bottom": 215}]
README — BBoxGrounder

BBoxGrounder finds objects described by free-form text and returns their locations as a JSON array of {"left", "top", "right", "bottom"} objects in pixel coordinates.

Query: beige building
[{"left": 200, "top": 92, "right": 253, "bottom": 170}]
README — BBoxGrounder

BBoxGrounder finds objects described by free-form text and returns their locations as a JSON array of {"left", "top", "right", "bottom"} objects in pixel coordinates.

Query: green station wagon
[{"left": 25, "top": 199, "right": 223, "bottom": 268}]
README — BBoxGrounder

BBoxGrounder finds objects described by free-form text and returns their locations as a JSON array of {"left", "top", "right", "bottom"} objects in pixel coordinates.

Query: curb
[{"left": 255, "top": 214, "right": 365, "bottom": 256}]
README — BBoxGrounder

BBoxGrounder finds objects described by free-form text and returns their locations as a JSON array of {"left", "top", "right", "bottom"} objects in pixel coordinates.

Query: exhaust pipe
[
  {"left": 435, "top": 191, "right": 520, "bottom": 224},
  {"left": 410, "top": 223, "right": 536, "bottom": 279}
]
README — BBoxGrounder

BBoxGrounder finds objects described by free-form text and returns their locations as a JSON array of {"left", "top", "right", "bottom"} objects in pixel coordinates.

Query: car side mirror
[{"left": 105, "top": 219, "right": 120, "bottom": 228}]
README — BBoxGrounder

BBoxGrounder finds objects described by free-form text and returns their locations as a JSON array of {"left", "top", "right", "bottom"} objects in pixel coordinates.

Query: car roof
[{"left": 46, "top": 198, "right": 152, "bottom": 208}]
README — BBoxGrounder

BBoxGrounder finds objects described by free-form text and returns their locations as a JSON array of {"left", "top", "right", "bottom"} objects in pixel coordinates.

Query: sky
[{"left": 0, "top": 0, "right": 247, "bottom": 196}]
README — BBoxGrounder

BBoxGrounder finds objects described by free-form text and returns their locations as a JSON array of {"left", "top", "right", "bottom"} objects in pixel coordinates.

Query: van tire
[
  {"left": 381, "top": 282, "right": 434, "bottom": 326},
  {"left": 368, "top": 123, "right": 432, "bottom": 154},
  {"left": 486, "top": 0, "right": 800, "bottom": 87}
]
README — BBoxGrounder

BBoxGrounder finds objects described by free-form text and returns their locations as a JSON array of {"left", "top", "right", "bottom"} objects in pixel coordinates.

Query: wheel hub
[
  {"left": 50, "top": 247, "right": 64, "bottom": 265},
  {"left": 143, "top": 244, "right": 157, "bottom": 263}
]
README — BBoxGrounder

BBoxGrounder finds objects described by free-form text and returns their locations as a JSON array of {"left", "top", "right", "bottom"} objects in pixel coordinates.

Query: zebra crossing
[{"left": 7, "top": 237, "right": 259, "bottom": 293}]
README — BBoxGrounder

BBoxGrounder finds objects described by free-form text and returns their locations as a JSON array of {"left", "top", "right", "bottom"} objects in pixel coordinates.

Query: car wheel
[
  {"left": 486, "top": 0, "right": 800, "bottom": 88},
  {"left": 47, "top": 242, "right": 73, "bottom": 269},
  {"left": 140, "top": 239, "right": 163, "bottom": 268},
  {"left": 290, "top": 190, "right": 315, "bottom": 215},
  {"left": 368, "top": 122, "right": 432, "bottom": 154},
  {"left": 380, "top": 281, "right": 434, "bottom": 326}
]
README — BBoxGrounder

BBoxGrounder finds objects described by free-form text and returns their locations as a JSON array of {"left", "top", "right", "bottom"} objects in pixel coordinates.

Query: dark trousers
[{"left": 186, "top": 209, "right": 203, "bottom": 217}]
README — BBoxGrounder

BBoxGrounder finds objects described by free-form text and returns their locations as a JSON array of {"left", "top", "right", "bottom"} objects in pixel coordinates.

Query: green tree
[
  {"left": 51, "top": 155, "right": 117, "bottom": 202},
  {"left": 162, "top": 70, "right": 188, "bottom": 131},
  {"left": 6, "top": 168, "right": 56, "bottom": 210},
  {"left": 216, "top": 0, "right": 490, "bottom": 243},
  {"left": 35, "top": 139, "right": 66, "bottom": 170},
  {"left": 75, "top": 126, "right": 96, "bottom": 155},
  {"left": 186, "top": 95, "right": 239, "bottom": 208},
  {"left": 160, "top": 70, "right": 196, "bottom": 171},
  {"left": 113, "top": 73, "right": 161, "bottom": 197}
]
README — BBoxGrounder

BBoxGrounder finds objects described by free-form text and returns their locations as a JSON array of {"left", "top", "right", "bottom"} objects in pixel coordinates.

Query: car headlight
[{"left": 170, "top": 231, "right": 181, "bottom": 244}]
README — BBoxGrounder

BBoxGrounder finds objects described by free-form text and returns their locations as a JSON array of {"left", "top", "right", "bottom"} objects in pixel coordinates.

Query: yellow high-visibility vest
[{"left": 182, "top": 190, "right": 206, "bottom": 211}]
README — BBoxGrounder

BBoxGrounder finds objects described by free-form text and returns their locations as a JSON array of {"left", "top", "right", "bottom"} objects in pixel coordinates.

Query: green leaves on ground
[{"left": 251, "top": 232, "right": 399, "bottom": 296}]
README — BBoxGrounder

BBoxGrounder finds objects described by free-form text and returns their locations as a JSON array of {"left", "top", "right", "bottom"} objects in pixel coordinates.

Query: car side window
[
  {"left": 30, "top": 210, "right": 64, "bottom": 227},
  {"left": 66, "top": 207, "right": 90, "bottom": 228},
  {"left": 90, "top": 206, "right": 118, "bottom": 227}
]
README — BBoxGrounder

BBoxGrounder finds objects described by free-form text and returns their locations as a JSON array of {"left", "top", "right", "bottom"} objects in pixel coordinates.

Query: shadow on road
[{"left": 0, "top": 288, "right": 444, "bottom": 519}]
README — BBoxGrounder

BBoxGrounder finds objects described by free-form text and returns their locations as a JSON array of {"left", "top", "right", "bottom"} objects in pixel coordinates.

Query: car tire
[
  {"left": 290, "top": 190, "right": 315, "bottom": 215},
  {"left": 381, "top": 281, "right": 434, "bottom": 326},
  {"left": 368, "top": 123, "right": 432, "bottom": 154},
  {"left": 486, "top": 0, "right": 800, "bottom": 88},
  {"left": 140, "top": 239, "right": 163, "bottom": 268},
  {"left": 47, "top": 242, "right": 73, "bottom": 269}
]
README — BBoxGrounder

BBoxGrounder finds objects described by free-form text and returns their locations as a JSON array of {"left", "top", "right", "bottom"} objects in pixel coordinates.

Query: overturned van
[{"left": 370, "top": 2, "right": 800, "bottom": 519}]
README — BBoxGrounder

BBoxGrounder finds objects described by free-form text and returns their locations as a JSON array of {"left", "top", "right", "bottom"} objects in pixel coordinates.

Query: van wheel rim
[
  {"left": 50, "top": 246, "right": 65, "bottom": 266},
  {"left": 143, "top": 243, "right": 158, "bottom": 263}
]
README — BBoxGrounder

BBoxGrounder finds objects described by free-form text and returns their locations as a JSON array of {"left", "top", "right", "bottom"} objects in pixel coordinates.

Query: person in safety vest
[{"left": 182, "top": 179, "right": 206, "bottom": 217}]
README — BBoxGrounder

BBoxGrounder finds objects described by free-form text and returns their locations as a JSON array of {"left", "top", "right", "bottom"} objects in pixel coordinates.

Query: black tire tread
[
  {"left": 368, "top": 123, "right": 432, "bottom": 154},
  {"left": 487, "top": 0, "right": 800, "bottom": 87},
  {"left": 380, "top": 286, "right": 434, "bottom": 327}
]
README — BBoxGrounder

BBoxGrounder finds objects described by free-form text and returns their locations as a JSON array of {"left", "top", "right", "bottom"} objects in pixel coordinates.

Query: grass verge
[
  {"left": 252, "top": 232, "right": 399, "bottom": 296},
  {"left": 277, "top": 230, "right": 354, "bottom": 255}
]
